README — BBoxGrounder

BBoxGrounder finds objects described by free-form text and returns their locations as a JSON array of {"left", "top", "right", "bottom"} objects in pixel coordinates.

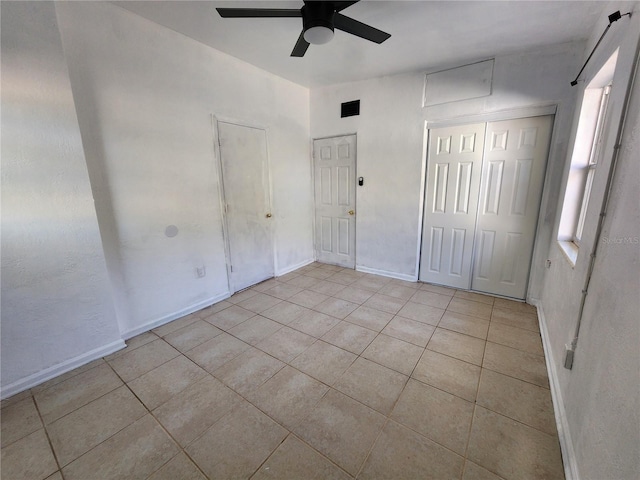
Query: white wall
[
  {"left": 310, "top": 41, "right": 582, "bottom": 292},
  {"left": 0, "top": 2, "right": 123, "bottom": 395},
  {"left": 539, "top": 2, "right": 640, "bottom": 478},
  {"left": 55, "top": 2, "right": 312, "bottom": 338}
]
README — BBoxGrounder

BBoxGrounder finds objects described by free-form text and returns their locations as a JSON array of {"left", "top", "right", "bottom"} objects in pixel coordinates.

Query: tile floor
[{"left": 1, "top": 262, "right": 565, "bottom": 480}]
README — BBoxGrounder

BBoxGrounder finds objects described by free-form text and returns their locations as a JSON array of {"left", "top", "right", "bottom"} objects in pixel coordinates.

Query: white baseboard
[
  {"left": 533, "top": 299, "right": 580, "bottom": 480},
  {"left": 276, "top": 258, "right": 315, "bottom": 277},
  {"left": 0, "top": 339, "right": 126, "bottom": 400},
  {"left": 120, "top": 293, "right": 231, "bottom": 340},
  {"left": 356, "top": 265, "right": 418, "bottom": 282}
]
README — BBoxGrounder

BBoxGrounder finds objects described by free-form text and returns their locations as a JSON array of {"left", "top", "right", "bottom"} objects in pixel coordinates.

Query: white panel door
[
  {"left": 313, "top": 135, "right": 356, "bottom": 268},
  {"left": 471, "top": 115, "right": 553, "bottom": 298},
  {"left": 419, "top": 123, "right": 486, "bottom": 288},
  {"left": 218, "top": 121, "right": 274, "bottom": 292}
]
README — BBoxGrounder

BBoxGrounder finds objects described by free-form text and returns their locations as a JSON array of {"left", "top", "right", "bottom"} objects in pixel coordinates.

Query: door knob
[
  {"left": 348, "top": 210, "right": 355, "bottom": 215},
  {"left": 266, "top": 213, "right": 272, "bottom": 218}
]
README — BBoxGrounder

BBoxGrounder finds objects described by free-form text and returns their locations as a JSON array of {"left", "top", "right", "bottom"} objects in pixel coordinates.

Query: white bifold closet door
[{"left": 419, "top": 115, "right": 553, "bottom": 299}]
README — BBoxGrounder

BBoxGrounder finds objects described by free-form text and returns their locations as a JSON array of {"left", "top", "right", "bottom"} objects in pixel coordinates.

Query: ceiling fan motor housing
[{"left": 302, "top": 2, "right": 336, "bottom": 44}]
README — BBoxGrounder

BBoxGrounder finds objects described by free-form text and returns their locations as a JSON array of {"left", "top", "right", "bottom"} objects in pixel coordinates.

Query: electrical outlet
[{"left": 196, "top": 266, "right": 206, "bottom": 278}]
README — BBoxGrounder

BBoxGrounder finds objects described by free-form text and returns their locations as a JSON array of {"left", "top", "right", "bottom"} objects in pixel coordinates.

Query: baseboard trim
[
  {"left": 120, "top": 293, "right": 231, "bottom": 340},
  {"left": 533, "top": 299, "right": 580, "bottom": 480},
  {"left": 276, "top": 258, "right": 315, "bottom": 277},
  {"left": 0, "top": 339, "right": 126, "bottom": 400},
  {"left": 355, "top": 265, "right": 418, "bottom": 282}
]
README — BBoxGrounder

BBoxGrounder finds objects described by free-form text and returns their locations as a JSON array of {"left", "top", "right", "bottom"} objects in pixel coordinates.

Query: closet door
[
  {"left": 471, "top": 115, "right": 553, "bottom": 298},
  {"left": 419, "top": 123, "right": 486, "bottom": 288}
]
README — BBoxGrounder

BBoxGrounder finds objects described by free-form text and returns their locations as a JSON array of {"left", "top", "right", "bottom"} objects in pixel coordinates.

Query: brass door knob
[
  {"left": 266, "top": 213, "right": 272, "bottom": 218},
  {"left": 348, "top": 210, "right": 355, "bottom": 215}
]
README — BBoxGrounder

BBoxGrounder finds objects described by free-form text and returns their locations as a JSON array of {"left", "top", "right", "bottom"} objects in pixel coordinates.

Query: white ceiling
[{"left": 114, "top": 0, "right": 607, "bottom": 88}]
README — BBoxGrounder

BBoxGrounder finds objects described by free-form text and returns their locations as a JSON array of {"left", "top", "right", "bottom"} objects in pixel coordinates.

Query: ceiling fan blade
[
  {"left": 334, "top": 1, "right": 360, "bottom": 12},
  {"left": 334, "top": 12, "right": 391, "bottom": 44},
  {"left": 291, "top": 31, "right": 310, "bottom": 57},
  {"left": 216, "top": 8, "right": 301, "bottom": 18}
]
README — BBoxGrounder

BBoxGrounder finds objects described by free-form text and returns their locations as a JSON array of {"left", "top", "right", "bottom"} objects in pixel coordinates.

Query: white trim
[
  {"left": 0, "top": 339, "right": 126, "bottom": 400},
  {"left": 533, "top": 299, "right": 580, "bottom": 480},
  {"left": 120, "top": 293, "right": 230, "bottom": 340},
  {"left": 356, "top": 265, "right": 417, "bottom": 282},
  {"left": 414, "top": 121, "right": 430, "bottom": 282},
  {"left": 275, "top": 258, "right": 315, "bottom": 277},
  {"left": 426, "top": 104, "right": 557, "bottom": 129}
]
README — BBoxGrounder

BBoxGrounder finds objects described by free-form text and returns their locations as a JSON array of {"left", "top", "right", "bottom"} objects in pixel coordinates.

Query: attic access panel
[{"left": 423, "top": 59, "right": 494, "bottom": 107}]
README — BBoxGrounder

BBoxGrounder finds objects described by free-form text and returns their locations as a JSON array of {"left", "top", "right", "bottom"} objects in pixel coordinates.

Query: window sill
[{"left": 558, "top": 240, "right": 578, "bottom": 267}]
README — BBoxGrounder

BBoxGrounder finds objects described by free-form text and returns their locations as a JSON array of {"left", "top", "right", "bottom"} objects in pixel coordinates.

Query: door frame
[
  {"left": 417, "top": 104, "right": 558, "bottom": 299},
  {"left": 311, "top": 133, "right": 358, "bottom": 267},
  {"left": 211, "top": 115, "right": 276, "bottom": 294}
]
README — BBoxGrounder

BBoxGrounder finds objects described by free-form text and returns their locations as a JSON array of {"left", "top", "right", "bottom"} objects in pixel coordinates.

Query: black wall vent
[{"left": 341, "top": 100, "right": 360, "bottom": 118}]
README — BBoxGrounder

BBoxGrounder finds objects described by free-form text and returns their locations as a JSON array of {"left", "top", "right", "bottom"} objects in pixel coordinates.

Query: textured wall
[{"left": 1, "top": 2, "right": 122, "bottom": 391}]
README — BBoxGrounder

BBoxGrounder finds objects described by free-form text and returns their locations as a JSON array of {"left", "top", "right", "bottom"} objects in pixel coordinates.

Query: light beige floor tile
[
  {"left": 108, "top": 339, "right": 180, "bottom": 383},
  {"left": 493, "top": 298, "right": 537, "bottom": 315},
  {"left": 410, "top": 290, "right": 452, "bottom": 309},
  {"left": 391, "top": 379, "right": 474, "bottom": 455},
  {"left": 326, "top": 271, "right": 360, "bottom": 286},
  {"left": 309, "top": 280, "right": 345, "bottom": 296},
  {"left": 454, "top": 290, "right": 495, "bottom": 305},
  {"left": 261, "top": 301, "right": 311, "bottom": 325},
  {"left": 252, "top": 435, "right": 351, "bottom": 480},
  {"left": 33, "top": 358, "right": 108, "bottom": 391},
  {"left": 359, "top": 420, "right": 464, "bottom": 479},
  {"left": 305, "top": 268, "right": 335, "bottom": 279},
  {"left": 351, "top": 275, "right": 391, "bottom": 292},
  {"left": 250, "top": 279, "right": 281, "bottom": 292},
  {"left": 378, "top": 283, "right": 417, "bottom": 300},
  {"left": 152, "top": 314, "right": 201, "bottom": 338},
  {"left": 362, "top": 293, "right": 406, "bottom": 315},
  {"left": 333, "top": 286, "right": 375, "bottom": 304},
  {"left": 427, "top": 328, "right": 486, "bottom": 366},
  {"left": 276, "top": 271, "right": 301, "bottom": 283},
  {"left": 289, "top": 275, "right": 322, "bottom": 289},
  {"left": 321, "top": 322, "right": 377, "bottom": 355},
  {"left": 256, "top": 327, "right": 316, "bottom": 363},
  {"left": 315, "top": 297, "right": 359, "bottom": 319},
  {"left": 249, "top": 366, "right": 328, "bottom": 430},
  {"left": 105, "top": 332, "right": 157, "bottom": 361},
  {"left": 185, "top": 332, "right": 250, "bottom": 373},
  {"left": 213, "top": 347, "right": 285, "bottom": 396},
  {"left": 290, "top": 341, "right": 357, "bottom": 385},
  {"left": 412, "top": 350, "right": 481, "bottom": 402},
  {"left": 344, "top": 305, "right": 394, "bottom": 332},
  {"left": 203, "top": 305, "right": 256, "bottom": 330},
  {"left": 362, "top": 334, "right": 424, "bottom": 375},
  {"left": 334, "top": 357, "right": 407, "bottom": 415},
  {"left": 196, "top": 299, "right": 233, "bottom": 317},
  {"left": 228, "top": 316, "right": 283, "bottom": 345},
  {"left": 1, "top": 396, "right": 42, "bottom": 448},
  {"left": 35, "top": 363, "right": 123, "bottom": 424},
  {"left": 381, "top": 316, "right": 435, "bottom": 347},
  {"left": 483, "top": 342, "right": 549, "bottom": 388},
  {"left": 1, "top": 389, "right": 32, "bottom": 409},
  {"left": 187, "top": 402, "right": 288, "bottom": 479},
  {"left": 477, "top": 369, "right": 556, "bottom": 436},
  {"left": 288, "top": 310, "right": 341, "bottom": 337},
  {"left": 387, "top": 278, "right": 421, "bottom": 289},
  {"left": 227, "top": 288, "right": 260, "bottom": 304},
  {"left": 163, "top": 320, "right": 222, "bottom": 352},
  {"left": 289, "top": 290, "right": 330, "bottom": 308},
  {"left": 62, "top": 415, "right": 179, "bottom": 480},
  {"left": 153, "top": 376, "right": 242, "bottom": 447},
  {"left": 293, "top": 389, "right": 386, "bottom": 476},
  {"left": 237, "top": 292, "right": 282, "bottom": 313},
  {"left": 463, "top": 460, "right": 505, "bottom": 480},
  {"left": 147, "top": 453, "right": 206, "bottom": 480},
  {"left": 45, "top": 472, "right": 63, "bottom": 480},
  {"left": 0, "top": 429, "right": 58, "bottom": 480},
  {"left": 487, "top": 322, "right": 544, "bottom": 355},
  {"left": 448, "top": 298, "right": 493, "bottom": 320},
  {"left": 47, "top": 386, "right": 146, "bottom": 466},
  {"left": 396, "top": 301, "right": 445, "bottom": 325},
  {"left": 439, "top": 311, "right": 490, "bottom": 339},
  {"left": 467, "top": 407, "right": 564, "bottom": 480},
  {"left": 491, "top": 307, "right": 539, "bottom": 332},
  {"left": 263, "top": 283, "right": 304, "bottom": 300},
  {"left": 420, "top": 283, "right": 456, "bottom": 296},
  {"left": 128, "top": 356, "right": 207, "bottom": 410}
]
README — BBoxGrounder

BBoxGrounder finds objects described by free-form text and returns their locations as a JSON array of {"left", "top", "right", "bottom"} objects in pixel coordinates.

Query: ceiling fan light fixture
[{"left": 304, "top": 25, "right": 334, "bottom": 44}]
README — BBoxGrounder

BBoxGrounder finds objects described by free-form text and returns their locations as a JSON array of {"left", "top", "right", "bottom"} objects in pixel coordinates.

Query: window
[{"left": 558, "top": 51, "right": 617, "bottom": 265}]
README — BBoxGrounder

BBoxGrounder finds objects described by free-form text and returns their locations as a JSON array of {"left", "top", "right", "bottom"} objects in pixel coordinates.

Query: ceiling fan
[{"left": 216, "top": 1, "right": 391, "bottom": 57}]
